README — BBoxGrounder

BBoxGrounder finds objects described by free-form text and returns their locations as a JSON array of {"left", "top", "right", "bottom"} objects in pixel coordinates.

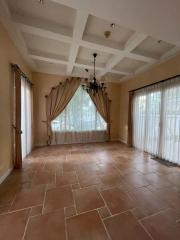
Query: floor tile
[
  {"left": 147, "top": 186, "right": 180, "bottom": 212},
  {"left": 78, "top": 173, "right": 101, "bottom": 187},
  {"left": 123, "top": 173, "right": 151, "bottom": 188},
  {"left": 145, "top": 173, "right": 173, "bottom": 188},
  {"left": 56, "top": 172, "right": 78, "bottom": 187},
  {"left": 104, "top": 211, "right": 151, "bottom": 240},
  {"left": 141, "top": 208, "right": 180, "bottom": 240},
  {"left": 43, "top": 186, "right": 73, "bottom": 213},
  {"left": 101, "top": 187, "right": 134, "bottom": 214},
  {"left": 63, "top": 162, "right": 76, "bottom": 172},
  {"left": 11, "top": 185, "right": 45, "bottom": 211},
  {"left": 0, "top": 184, "right": 17, "bottom": 206},
  {"left": 24, "top": 209, "right": 66, "bottom": 240},
  {"left": 100, "top": 173, "right": 124, "bottom": 187},
  {"left": 74, "top": 186, "right": 104, "bottom": 213},
  {"left": 32, "top": 170, "right": 55, "bottom": 186},
  {"left": 0, "top": 209, "right": 30, "bottom": 240},
  {"left": 128, "top": 188, "right": 169, "bottom": 219},
  {"left": 0, "top": 204, "right": 10, "bottom": 215},
  {"left": 1, "top": 142, "right": 180, "bottom": 240},
  {"left": 67, "top": 210, "right": 109, "bottom": 240}
]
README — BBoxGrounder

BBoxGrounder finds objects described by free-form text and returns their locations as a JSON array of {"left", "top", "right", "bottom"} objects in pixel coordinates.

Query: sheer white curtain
[
  {"left": 21, "top": 77, "right": 32, "bottom": 159},
  {"left": 51, "top": 86, "right": 107, "bottom": 144},
  {"left": 133, "top": 77, "right": 180, "bottom": 165},
  {"left": 160, "top": 80, "right": 180, "bottom": 164}
]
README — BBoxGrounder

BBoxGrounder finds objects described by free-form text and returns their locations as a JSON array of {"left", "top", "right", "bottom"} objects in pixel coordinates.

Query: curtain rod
[
  {"left": 129, "top": 74, "right": 180, "bottom": 92},
  {"left": 11, "top": 63, "right": 34, "bottom": 86}
]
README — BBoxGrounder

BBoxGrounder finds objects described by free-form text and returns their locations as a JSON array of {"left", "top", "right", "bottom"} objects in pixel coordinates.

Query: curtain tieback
[{"left": 12, "top": 124, "right": 23, "bottom": 134}]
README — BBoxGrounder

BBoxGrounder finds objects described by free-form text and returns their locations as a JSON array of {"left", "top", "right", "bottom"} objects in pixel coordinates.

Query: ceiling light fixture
[
  {"left": 104, "top": 30, "right": 111, "bottom": 38},
  {"left": 111, "top": 23, "right": 115, "bottom": 28},
  {"left": 82, "top": 53, "right": 106, "bottom": 95},
  {"left": 38, "top": 0, "right": 44, "bottom": 4},
  {"left": 104, "top": 23, "right": 115, "bottom": 38}
]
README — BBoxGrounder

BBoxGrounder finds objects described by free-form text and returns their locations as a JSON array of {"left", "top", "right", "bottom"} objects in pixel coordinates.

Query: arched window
[{"left": 51, "top": 86, "right": 107, "bottom": 144}]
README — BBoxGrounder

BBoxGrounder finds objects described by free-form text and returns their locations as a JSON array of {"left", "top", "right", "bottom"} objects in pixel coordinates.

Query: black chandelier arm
[{"left": 82, "top": 52, "right": 106, "bottom": 95}]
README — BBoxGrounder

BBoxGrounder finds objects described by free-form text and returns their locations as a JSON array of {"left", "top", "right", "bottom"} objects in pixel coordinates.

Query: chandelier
[{"left": 82, "top": 53, "right": 106, "bottom": 95}]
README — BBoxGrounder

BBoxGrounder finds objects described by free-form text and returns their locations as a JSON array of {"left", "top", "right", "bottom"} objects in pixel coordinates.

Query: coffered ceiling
[{"left": 0, "top": 0, "right": 180, "bottom": 82}]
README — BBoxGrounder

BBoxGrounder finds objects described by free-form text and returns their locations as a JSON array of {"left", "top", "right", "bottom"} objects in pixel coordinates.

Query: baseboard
[
  {"left": 118, "top": 138, "right": 127, "bottom": 144},
  {"left": 34, "top": 143, "right": 47, "bottom": 148},
  {"left": 0, "top": 168, "right": 13, "bottom": 184},
  {"left": 110, "top": 138, "right": 120, "bottom": 142}
]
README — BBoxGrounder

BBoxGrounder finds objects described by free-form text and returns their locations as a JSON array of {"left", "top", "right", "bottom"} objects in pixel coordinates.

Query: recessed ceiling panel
[
  {"left": 76, "top": 47, "right": 112, "bottom": 67},
  {"left": 23, "top": 32, "right": 70, "bottom": 58},
  {"left": 113, "top": 57, "right": 146, "bottom": 73},
  {"left": 132, "top": 37, "right": 175, "bottom": 59},
  {"left": 34, "top": 59, "right": 67, "bottom": 75},
  {"left": 84, "top": 15, "right": 135, "bottom": 47},
  {"left": 104, "top": 72, "right": 124, "bottom": 82},
  {"left": 7, "top": 0, "right": 76, "bottom": 29}
]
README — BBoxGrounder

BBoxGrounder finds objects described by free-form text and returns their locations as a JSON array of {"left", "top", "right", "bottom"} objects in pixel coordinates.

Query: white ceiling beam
[
  {"left": 98, "top": 32, "right": 157, "bottom": 77},
  {"left": 51, "top": 0, "right": 180, "bottom": 47},
  {"left": 12, "top": 13, "right": 72, "bottom": 43},
  {"left": 29, "top": 50, "right": 68, "bottom": 66},
  {"left": 124, "top": 32, "right": 148, "bottom": 52},
  {"left": 28, "top": 50, "right": 129, "bottom": 76},
  {"left": 80, "top": 39, "right": 121, "bottom": 55},
  {"left": 67, "top": 11, "right": 89, "bottom": 75},
  {"left": 11, "top": 12, "right": 157, "bottom": 73},
  {"left": 0, "top": 0, "right": 36, "bottom": 70}
]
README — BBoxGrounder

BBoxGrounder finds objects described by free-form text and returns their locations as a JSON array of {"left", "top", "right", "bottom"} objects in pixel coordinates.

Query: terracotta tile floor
[{"left": 0, "top": 142, "right": 180, "bottom": 239}]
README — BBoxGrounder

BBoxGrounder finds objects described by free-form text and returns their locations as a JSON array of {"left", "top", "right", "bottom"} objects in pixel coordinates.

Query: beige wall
[
  {"left": 33, "top": 72, "right": 121, "bottom": 146},
  {"left": 33, "top": 72, "right": 66, "bottom": 146},
  {"left": 119, "top": 54, "right": 180, "bottom": 143},
  {"left": 0, "top": 23, "right": 32, "bottom": 178}
]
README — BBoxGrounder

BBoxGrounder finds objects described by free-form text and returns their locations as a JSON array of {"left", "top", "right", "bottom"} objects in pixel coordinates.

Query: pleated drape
[
  {"left": 132, "top": 76, "right": 180, "bottom": 165},
  {"left": 45, "top": 77, "right": 81, "bottom": 144},
  {"left": 88, "top": 91, "right": 111, "bottom": 140},
  {"left": 127, "top": 91, "right": 134, "bottom": 147},
  {"left": 12, "top": 65, "right": 22, "bottom": 169}
]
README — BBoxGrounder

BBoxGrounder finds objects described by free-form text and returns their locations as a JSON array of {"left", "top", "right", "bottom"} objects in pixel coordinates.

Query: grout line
[
  {"left": 65, "top": 208, "right": 96, "bottom": 220},
  {"left": 103, "top": 209, "right": 134, "bottom": 220},
  {"left": 64, "top": 207, "right": 68, "bottom": 240},
  {"left": 97, "top": 211, "right": 112, "bottom": 240},
  {"left": 71, "top": 186, "right": 78, "bottom": 215},
  {"left": 138, "top": 207, "right": 172, "bottom": 222},
  {"left": 98, "top": 188, "right": 112, "bottom": 216},
  {"left": 138, "top": 219, "right": 154, "bottom": 240},
  {"left": 6, "top": 206, "right": 40, "bottom": 215},
  {"left": 42, "top": 188, "right": 47, "bottom": 215},
  {"left": 21, "top": 208, "right": 31, "bottom": 240}
]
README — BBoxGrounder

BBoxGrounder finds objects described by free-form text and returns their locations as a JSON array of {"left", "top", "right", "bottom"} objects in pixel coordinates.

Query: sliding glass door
[
  {"left": 21, "top": 77, "right": 32, "bottom": 159},
  {"left": 132, "top": 77, "right": 180, "bottom": 165}
]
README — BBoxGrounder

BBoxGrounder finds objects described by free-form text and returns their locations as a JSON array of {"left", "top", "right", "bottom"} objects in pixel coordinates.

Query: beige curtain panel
[
  {"left": 89, "top": 91, "right": 111, "bottom": 140},
  {"left": 12, "top": 65, "right": 22, "bottom": 169},
  {"left": 45, "top": 77, "right": 81, "bottom": 144},
  {"left": 127, "top": 91, "right": 134, "bottom": 147}
]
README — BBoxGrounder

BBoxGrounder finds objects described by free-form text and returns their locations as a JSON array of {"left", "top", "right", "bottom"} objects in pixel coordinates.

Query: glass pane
[{"left": 51, "top": 86, "right": 107, "bottom": 132}]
